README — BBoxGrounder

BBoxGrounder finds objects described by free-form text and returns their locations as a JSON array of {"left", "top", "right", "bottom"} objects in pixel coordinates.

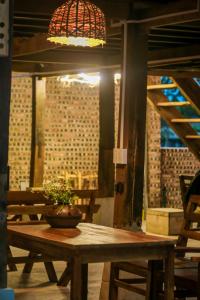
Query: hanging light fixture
[{"left": 47, "top": 0, "right": 106, "bottom": 47}]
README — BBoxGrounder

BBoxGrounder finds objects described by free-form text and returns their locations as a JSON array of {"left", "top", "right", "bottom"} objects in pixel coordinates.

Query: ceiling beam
[
  {"left": 148, "top": 44, "right": 200, "bottom": 65},
  {"left": 148, "top": 68, "right": 200, "bottom": 78},
  {"left": 12, "top": 61, "right": 120, "bottom": 76},
  {"left": 13, "top": 38, "right": 200, "bottom": 68},
  {"left": 13, "top": 49, "right": 120, "bottom": 66},
  {"left": 12, "top": 59, "right": 200, "bottom": 78}
]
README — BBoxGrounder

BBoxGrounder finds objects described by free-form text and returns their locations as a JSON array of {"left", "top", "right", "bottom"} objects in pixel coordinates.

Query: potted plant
[{"left": 43, "top": 178, "right": 82, "bottom": 228}]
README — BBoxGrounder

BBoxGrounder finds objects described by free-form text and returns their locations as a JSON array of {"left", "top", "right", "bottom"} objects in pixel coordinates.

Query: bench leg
[
  {"left": 57, "top": 262, "right": 72, "bottom": 286},
  {"left": 22, "top": 252, "right": 37, "bottom": 273},
  {"left": 7, "top": 247, "right": 17, "bottom": 272},
  {"left": 44, "top": 262, "right": 58, "bottom": 283}
]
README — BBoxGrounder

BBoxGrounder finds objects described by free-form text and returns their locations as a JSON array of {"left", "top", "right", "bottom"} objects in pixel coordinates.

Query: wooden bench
[{"left": 7, "top": 190, "right": 100, "bottom": 282}]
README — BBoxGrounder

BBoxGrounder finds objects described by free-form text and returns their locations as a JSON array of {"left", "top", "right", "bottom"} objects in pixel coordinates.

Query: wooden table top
[{"left": 8, "top": 223, "right": 174, "bottom": 250}]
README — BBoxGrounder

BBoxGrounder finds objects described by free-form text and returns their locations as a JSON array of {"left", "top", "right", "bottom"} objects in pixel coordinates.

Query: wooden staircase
[{"left": 147, "top": 77, "right": 200, "bottom": 160}]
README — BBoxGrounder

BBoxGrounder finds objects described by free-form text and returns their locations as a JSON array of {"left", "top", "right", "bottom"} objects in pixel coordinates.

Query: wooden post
[
  {"left": 30, "top": 77, "right": 46, "bottom": 187},
  {"left": 114, "top": 23, "right": 148, "bottom": 227},
  {"left": 0, "top": 0, "right": 13, "bottom": 288},
  {"left": 98, "top": 69, "right": 115, "bottom": 197}
]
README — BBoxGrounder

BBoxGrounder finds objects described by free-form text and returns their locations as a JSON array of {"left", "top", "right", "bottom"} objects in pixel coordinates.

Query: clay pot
[{"left": 45, "top": 205, "right": 82, "bottom": 228}]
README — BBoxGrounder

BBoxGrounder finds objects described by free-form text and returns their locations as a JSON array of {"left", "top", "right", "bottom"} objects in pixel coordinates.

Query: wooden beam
[
  {"left": 30, "top": 77, "right": 46, "bottom": 187},
  {"left": 13, "top": 40, "right": 200, "bottom": 69},
  {"left": 0, "top": 0, "right": 13, "bottom": 289},
  {"left": 98, "top": 70, "right": 115, "bottom": 197},
  {"left": 12, "top": 61, "right": 120, "bottom": 76},
  {"left": 173, "top": 77, "right": 200, "bottom": 115},
  {"left": 13, "top": 34, "right": 59, "bottom": 57},
  {"left": 149, "top": 44, "right": 200, "bottom": 66},
  {"left": 114, "top": 24, "right": 148, "bottom": 227},
  {"left": 148, "top": 68, "right": 200, "bottom": 78},
  {"left": 13, "top": 50, "right": 113, "bottom": 66},
  {"left": 12, "top": 39, "right": 200, "bottom": 77}
]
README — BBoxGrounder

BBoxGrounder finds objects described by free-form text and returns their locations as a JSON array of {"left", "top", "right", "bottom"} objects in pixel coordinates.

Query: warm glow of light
[
  {"left": 47, "top": 36, "right": 106, "bottom": 47},
  {"left": 78, "top": 73, "right": 101, "bottom": 85},
  {"left": 114, "top": 73, "right": 121, "bottom": 81},
  {"left": 57, "top": 73, "right": 100, "bottom": 87},
  {"left": 58, "top": 72, "right": 121, "bottom": 87}
]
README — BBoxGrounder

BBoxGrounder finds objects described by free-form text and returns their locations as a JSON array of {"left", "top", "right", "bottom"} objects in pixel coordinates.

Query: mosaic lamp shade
[{"left": 47, "top": 0, "right": 106, "bottom": 47}]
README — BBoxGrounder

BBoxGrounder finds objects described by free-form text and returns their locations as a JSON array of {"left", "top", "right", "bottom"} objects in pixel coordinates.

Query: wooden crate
[{"left": 146, "top": 208, "right": 184, "bottom": 235}]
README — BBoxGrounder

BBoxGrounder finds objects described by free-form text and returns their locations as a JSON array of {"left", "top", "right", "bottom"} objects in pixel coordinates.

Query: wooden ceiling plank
[{"left": 13, "top": 34, "right": 59, "bottom": 57}]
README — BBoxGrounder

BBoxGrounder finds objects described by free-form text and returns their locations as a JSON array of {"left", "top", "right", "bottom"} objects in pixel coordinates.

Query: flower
[{"left": 43, "top": 177, "right": 78, "bottom": 205}]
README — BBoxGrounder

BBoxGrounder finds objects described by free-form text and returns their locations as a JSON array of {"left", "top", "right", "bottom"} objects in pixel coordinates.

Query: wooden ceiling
[{"left": 13, "top": 0, "right": 200, "bottom": 76}]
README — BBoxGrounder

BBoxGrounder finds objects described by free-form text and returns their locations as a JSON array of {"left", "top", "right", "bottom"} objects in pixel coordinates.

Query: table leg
[
  {"left": 146, "top": 260, "right": 163, "bottom": 300},
  {"left": 164, "top": 247, "right": 174, "bottom": 300},
  {"left": 81, "top": 264, "right": 88, "bottom": 300},
  {"left": 71, "top": 258, "right": 88, "bottom": 300},
  {"left": 109, "top": 263, "right": 119, "bottom": 300},
  {"left": 71, "top": 257, "right": 82, "bottom": 300}
]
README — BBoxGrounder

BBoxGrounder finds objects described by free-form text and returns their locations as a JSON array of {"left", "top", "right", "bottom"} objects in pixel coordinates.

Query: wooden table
[{"left": 8, "top": 223, "right": 175, "bottom": 300}]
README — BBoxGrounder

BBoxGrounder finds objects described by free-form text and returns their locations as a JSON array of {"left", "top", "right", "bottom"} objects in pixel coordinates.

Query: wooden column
[
  {"left": 114, "top": 23, "right": 148, "bottom": 227},
  {"left": 98, "top": 70, "right": 115, "bottom": 197},
  {"left": 0, "top": 0, "right": 13, "bottom": 288},
  {"left": 30, "top": 77, "right": 46, "bottom": 187}
]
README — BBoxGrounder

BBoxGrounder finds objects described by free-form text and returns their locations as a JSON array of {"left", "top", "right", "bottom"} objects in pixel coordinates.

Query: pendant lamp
[{"left": 47, "top": 0, "right": 106, "bottom": 47}]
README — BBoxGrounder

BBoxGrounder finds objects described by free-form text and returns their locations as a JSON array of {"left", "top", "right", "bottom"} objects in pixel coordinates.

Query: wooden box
[{"left": 146, "top": 208, "right": 184, "bottom": 235}]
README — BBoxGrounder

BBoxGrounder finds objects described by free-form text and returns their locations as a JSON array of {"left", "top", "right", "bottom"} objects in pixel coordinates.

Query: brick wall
[
  {"left": 8, "top": 74, "right": 200, "bottom": 208},
  {"left": 160, "top": 148, "right": 200, "bottom": 208},
  {"left": 9, "top": 76, "right": 32, "bottom": 189},
  {"left": 44, "top": 78, "right": 99, "bottom": 182}
]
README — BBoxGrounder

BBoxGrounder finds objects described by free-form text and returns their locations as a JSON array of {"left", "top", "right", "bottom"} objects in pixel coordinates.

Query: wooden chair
[
  {"left": 109, "top": 195, "right": 200, "bottom": 299},
  {"left": 179, "top": 175, "right": 193, "bottom": 209},
  {"left": 7, "top": 190, "right": 100, "bottom": 282}
]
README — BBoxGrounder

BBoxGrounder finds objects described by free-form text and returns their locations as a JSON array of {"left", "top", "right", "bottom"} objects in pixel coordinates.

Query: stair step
[
  {"left": 147, "top": 83, "right": 177, "bottom": 90},
  {"left": 157, "top": 101, "right": 190, "bottom": 107},
  {"left": 185, "top": 135, "right": 200, "bottom": 139},
  {"left": 171, "top": 118, "right": 200, "bottom": 123}
]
